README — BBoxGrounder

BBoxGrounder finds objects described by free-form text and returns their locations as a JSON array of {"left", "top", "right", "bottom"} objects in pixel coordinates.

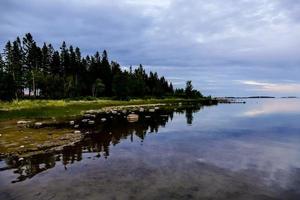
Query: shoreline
[{"left": 0, "top": 99, "right": 218, "bottom": 158}]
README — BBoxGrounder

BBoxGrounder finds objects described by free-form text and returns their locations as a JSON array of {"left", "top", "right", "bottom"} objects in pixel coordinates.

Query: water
[{"left": 1, "top": 99, "right": 300, "bottom": 200}]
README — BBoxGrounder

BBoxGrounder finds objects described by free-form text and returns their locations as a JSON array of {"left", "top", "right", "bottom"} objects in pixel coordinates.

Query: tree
[
  {"left": 112, "top": 73, "right": 128, "bottom": 99},
  {"left": 92, "top": 78, "right": 105, "bottom": 97},
  {"left": 0, "top": 33, "right": 205, "bottom": 100}
]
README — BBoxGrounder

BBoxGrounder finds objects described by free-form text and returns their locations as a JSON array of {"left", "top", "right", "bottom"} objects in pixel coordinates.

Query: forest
[{"left": 0, "top": 33, "right": 203, "bottom": 101}]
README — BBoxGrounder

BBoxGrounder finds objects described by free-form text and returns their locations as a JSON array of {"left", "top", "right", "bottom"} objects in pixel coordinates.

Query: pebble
[
  {"left": 74, "top": 130, "right": 81, "bottom": 134},
  {"left": 74, "top": 124, "right": 79, "bottom": 128},
  {"left": 18, "top": 157, "right": 24, "bottom": 161},
  {"left": 149, "top": 109, "right": 155, "bottom": 112},
  {"left": 70, "top": 121, "right": 75, "bottom": 125},
  {"left": 139, "top": 108, "right": 145, "bottom": 112},
  {"left": 20, "top": 145, "right": 25, "bottom": 148},
  {"left": 101, "top": 118, "right": 107, "bottom": 122}
]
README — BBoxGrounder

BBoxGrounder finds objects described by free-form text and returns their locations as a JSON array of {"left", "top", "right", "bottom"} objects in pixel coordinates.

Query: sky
[{"left": 1, "top": 0, "right": 300, "bottom": 97}]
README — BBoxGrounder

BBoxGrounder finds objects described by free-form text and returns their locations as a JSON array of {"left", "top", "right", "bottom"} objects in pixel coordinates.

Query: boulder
[
  {"left": 34, "top": 122, "right": 43, "bottom": 128},
  {"left": 127, "top": 114, "right": 139, "bottom": 122}
]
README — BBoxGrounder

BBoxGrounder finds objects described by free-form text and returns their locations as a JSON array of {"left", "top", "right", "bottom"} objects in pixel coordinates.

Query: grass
[{"left": 0, "top": 98, "right": 215, "bottom": 121}]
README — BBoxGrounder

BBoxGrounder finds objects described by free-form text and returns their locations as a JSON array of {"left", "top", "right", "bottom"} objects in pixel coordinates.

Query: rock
[
  {"left": 34, "top": 122, "right": 43, "bottom": 128},
  {"left": 127, "top": 114, "right": 139, "bottom": 122},
  {"left": 82, "top": 119, "right": 89, "bottom": 123},
  {"left": 0, "top": 134, "right": 2, "bottom": 137},
  {"left": 18, "top": 157, "right": 24, "bottom": 161},
  {"left": 74, "top": 130, "right": 81, "bottom": 134},
  {"left": 111, "top": 110, "right": 117, "bottom": 114},
  {"left": 17, "top": 120, "right": 31, "bottom": 125},
  {"left": 74, "top": 124, "right": 79, "bottom": 128},
  {"left": 88, "top": 120, "right": 95, "bottom": 125},
  {"left": 90, "top": 114, "right": 96, "bottom": 118},
  {"left": 154, "top": 106, "right": 160, "bottom": 110},
  {"left": 139, "top": 108, "right": 145, "bottom": 112},
  {"left": 109, "top": 132, "right": 112, "bottom": 135},
  {"left": 145, "top": 116, "right": 151, "bottom": 118},
  {"left": 122, "top": 110, "right": 127, "bottom": 114},
  {"left": 69, "top": 121, "right": 75, "bottom": 125},
  {"left": 20, "top": 145, "right": 25, "bottom": 148},
  {"left": 101, "top": 118, "right": 107, "bottom": 122},
  {"left": 84, "top": 114, "right": 92, "bottom": 118},
  {"left": 149, "top": 109, "right": 155, "bottom": 112}
]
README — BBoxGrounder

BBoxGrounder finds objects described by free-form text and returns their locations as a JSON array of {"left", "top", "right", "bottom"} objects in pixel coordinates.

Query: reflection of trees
[{"left": 1, "top": 104, "right": 210, "bottom": 183}]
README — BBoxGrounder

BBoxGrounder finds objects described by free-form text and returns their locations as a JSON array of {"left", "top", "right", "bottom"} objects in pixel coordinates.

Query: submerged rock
[{"left": 127, "top": 114, "right": 139, "bottom": 122}]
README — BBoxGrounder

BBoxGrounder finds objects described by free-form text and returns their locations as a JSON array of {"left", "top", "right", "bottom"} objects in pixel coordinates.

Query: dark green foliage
[{"left": 0, "top": 33, "right": 204, "bottom": 100}]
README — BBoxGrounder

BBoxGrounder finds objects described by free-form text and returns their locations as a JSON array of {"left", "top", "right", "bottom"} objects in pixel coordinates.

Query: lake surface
[{"left": 1, "top": 99, "right": 300, "bottom": 200}]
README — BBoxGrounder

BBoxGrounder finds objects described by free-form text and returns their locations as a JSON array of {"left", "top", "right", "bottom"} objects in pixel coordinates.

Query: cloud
[
  {"left": 1, "top": 0, "right": 300, "bottom": 96},
  {"left": 240, "top": 80, "right": 300, "bottom": 94}
]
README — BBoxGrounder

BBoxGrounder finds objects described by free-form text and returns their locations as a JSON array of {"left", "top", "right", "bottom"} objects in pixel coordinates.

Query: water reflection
[
  {"left": 0, "top": 104, "right": 206, "bottom": 183},
  {"left": 243, "top": 99, "right": 300, "bottom": 116}
]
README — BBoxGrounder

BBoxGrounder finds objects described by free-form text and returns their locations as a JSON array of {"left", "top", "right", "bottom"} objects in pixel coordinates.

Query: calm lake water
[{"left": 1, "top": 99, "right": 300, "bottom": 200}]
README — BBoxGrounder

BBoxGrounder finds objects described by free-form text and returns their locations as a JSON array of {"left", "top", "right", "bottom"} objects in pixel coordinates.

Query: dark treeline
[{"left": 0, "top": 33, "right": 203, "bottom": 101}]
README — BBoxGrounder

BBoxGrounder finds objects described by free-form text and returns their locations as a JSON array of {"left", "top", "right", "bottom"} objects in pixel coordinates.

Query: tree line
[{"left": 0, "top": 33, "right": 203, "bottom": 101}]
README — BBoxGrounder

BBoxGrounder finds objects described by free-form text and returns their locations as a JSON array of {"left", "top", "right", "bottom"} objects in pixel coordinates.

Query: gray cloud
[{"left": 1, "top": 0, "right": 300, "bottom": 96}]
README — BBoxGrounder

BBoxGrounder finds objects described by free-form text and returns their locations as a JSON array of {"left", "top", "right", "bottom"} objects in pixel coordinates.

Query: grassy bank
[{"left": 0, "top": 98, "right": 216, "bottom": 121}]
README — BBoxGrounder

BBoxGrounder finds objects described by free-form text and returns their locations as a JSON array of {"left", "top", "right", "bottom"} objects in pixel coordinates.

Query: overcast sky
[{"left": 1, "top": 0, "right": 300, "bottom": 96}]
